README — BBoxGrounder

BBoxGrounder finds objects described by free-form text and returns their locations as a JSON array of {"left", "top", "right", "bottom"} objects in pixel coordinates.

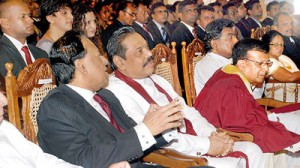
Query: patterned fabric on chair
[{"left": 5, "top": 58, "right": 56, "bottom": 143}]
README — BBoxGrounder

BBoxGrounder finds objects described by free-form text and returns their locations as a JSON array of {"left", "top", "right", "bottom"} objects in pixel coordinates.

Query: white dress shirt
[
  {"left": 66, "top": 84, "right": 156, "bottom": 151},
  {"left": 0, "top": 120, "right": 82, "bottom": 168},
  {"left": 107, "top": 74, "right": 216, "bottom": 156},
  {"left": 4, "top": 33, "right": 35, "bottom": 64}
]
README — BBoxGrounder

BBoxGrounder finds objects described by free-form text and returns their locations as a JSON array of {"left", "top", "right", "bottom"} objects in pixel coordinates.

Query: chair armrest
[{"left": 143, "top": 149, "right": 208, "bottom": 167}]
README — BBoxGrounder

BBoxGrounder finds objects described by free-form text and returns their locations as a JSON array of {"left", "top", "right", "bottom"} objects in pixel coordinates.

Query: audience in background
[
  {"left": 0, "top": 0, "right": 48, "bottom": 77},
  {"left": 209, "top": 2, "right": 223, "bottom": 20},
  {"left": 262, "top": 30, "right": 300, "bottom": 102},
  {"left": 262, "top": 1, "right": 279, "bottom": 27},
  {"left": 37, "top": 0, "right": 73, "bottom": 54},
  {"left": 274, "top": 12, "right": 300, "bottom": 69},
  {"left": 147, "top": 2, "right": 170, "bottom": 46}
]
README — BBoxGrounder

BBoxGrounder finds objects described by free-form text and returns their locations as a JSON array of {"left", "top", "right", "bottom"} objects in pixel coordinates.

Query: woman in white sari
[{"left": 262, "top": 30, "right": 300, "bottom": 102}]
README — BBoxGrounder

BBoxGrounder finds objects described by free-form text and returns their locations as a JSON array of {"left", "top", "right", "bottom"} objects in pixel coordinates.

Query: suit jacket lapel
[
  {"left": 99, "top": 89, "right": 137, "bottom": 129},
  {"left": 57, "top": 84, "right": 120, "bottom": 134},
  {"left": 0, "top": 35, "right": 27, "bottom": 68}
]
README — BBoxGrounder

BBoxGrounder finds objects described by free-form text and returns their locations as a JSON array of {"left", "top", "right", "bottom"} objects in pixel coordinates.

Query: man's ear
[
  {"left": 113, "top": 56, "right": 125, "bottom": 71},
  {"left": 0, "top": 18, "right": 9, "bottom": 29},
  {"left": 237, "top": 60, "right": 246, "bottom": 71},
  {"left": 74, "top": 59, "right": 87, "bottom": 73}
]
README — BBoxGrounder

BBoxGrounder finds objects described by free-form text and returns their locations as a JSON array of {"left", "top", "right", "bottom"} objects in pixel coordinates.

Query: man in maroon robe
[{"left": 194, "top": 39, "right": 300, "bottom": 153}]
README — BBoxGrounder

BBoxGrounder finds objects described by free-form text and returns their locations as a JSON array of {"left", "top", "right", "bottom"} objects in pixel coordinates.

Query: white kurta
[
  {"left": 107, "top": 73, "right": 266, "bottom": 168},
  {"left": 0, "top": 120, "right": 82, "bottom": 168}
]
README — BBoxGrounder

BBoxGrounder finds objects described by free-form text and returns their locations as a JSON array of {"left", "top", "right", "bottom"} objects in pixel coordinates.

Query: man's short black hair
[
  {"left": 50, "top": 31, "right": 86, "bottom": 84},
  {"left": 245, "top": 0, "right": 260, "bottom": 11},
  {"left": 197, "top": 5, "right": 214, "bottom": 16},
  {"left": 232, "top": 38, "right": 269, "bottom": 65},
  {"left": 178, "top": 0, "right": 196, "bottom": 13},
  {"left": 222, "top": 2, "right": 236, "bottom": 15},
  {"left": 266, "top": 1, "right": 279, "bottom": 12}
]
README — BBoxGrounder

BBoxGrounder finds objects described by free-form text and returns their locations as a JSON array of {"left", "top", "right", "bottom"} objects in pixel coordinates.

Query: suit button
[{"left": 196, "top": 152, "right": 201, "bottom": 156}]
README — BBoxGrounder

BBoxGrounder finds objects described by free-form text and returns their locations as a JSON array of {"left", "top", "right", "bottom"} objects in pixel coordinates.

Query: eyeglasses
[
  {"left": 244, "top": 58, "right": 273, "bottom": 67},
  {"left": 269, "top": 43, "right": 285, "bottom": 47},
  {"left": 124, "top": 10, "right": 137, "bottom": 17}
]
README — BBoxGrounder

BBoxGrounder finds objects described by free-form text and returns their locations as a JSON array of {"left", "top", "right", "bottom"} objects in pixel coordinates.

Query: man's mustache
[{"left": 143, "top": 56, "right": 154, "bottom": 67}]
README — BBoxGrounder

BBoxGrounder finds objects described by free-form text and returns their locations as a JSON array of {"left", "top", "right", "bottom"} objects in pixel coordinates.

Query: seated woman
[
  {"left": 261, "top": 30, "right": 300, "bottom": 102},
  {"left": 72, "top": 4, "right": 105, "bottom": 56},
  {"left": 37, "top": 0, "right": 73, "bottom": 55}
]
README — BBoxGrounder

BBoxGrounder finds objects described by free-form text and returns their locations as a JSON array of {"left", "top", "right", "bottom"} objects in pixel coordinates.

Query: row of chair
[{"left": 4, "top": 38, "right": 292, "bottom": 167}]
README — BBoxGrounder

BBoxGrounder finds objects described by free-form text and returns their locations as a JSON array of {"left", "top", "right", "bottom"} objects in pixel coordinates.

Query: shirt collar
[
  {"left": 67, "top": 84, "right": 96, "bottom": 103},
  {"left": 209, "top": 52, "right": 233, "bottom": 64},
  {"left": 181, "top": 21, "right": 194, "bottom": 35},
  {"left": 4, "top": 33, "right": 28, "bottom": 51}
]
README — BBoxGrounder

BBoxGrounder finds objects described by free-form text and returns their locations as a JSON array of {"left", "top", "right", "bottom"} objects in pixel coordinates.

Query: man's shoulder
[{"left": 28, "top": 44, "right": 48, "bottom": 58}]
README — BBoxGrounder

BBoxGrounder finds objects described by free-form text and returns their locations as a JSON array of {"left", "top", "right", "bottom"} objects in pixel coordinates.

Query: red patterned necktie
[
  {"left": 192, "top": 27, "right": 198, "bottom": 39},
  {"left": 21, "top": 46, "right": 33, "bottom": 65},
  {"left": 143, "top": 24, "right": 153, "bottom": 40},
  {"left": 93, "top": 94, "right": 124, "bottom": 132}
]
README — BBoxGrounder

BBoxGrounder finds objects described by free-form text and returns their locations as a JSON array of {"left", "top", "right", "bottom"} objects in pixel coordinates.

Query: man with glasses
[
  {"left": 102, "top": 1, "right": 137, "bottom": 51},
  {"left": 274, "top": 12, "right": 300, "bottom": 69},
  {"left": 147, "top": 2, "right": 170, "bottom": 46},
  {"left": 194, "top": 38, "right": 300, "bottom": 159}
]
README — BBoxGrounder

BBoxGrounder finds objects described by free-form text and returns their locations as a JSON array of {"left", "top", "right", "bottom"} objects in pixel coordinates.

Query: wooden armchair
[
  {"left": 152, "top": 42, "right": 182, "bottom": 96},
  {"left": 143, "top": 149, "right": 208, "bottom": 167},
  {"left": 181, "top": 39, "right": 206, "bottom": 107},
  {"left": 5, "top": 58, "right": 56, "bottom": 143}
]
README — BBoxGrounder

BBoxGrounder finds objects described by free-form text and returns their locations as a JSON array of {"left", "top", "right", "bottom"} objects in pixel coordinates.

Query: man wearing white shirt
[
  {"left": 0, "top": 0, "right": 48, "bottom": 77},
  {"left": 106, "top": 26, "right": 266, "bottom": 168},
  {"left": 194, "top": 19, "right": 265, "bottom": 98},
  {"left": 37, "top": 31, "right": 183, "bottom": 168}
]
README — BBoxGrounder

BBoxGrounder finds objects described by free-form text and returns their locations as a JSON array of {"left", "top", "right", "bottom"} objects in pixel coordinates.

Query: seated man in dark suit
[
  {"left": 101, "top": 1, "right": 137, "bottom": 51},
  {"left": 244, "top": 0, "right": 262, "bottom": 35},
  {"left": 274, "top": 12, "right": 300, "bottom": 68},
  {"left": 37, "top": 30, "right": 184, "bottom": 168},
  {"left": 147, "top": 3, "right": 170, "bottom": 46},
  {"left": 133, "top": 1, "right": 155, "bottom": 49},
  {"left": 262, "top": 1, "right": 279, "bottom": 27},
  {"left": 196, "top": 5, "right": 214, "bottom": 42},
  {"left": 0, "top": 0, "right": 48, "bottom": 77}
]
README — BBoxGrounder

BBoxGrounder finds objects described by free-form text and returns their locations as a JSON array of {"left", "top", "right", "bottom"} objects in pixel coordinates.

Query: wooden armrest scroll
[{"left": 143, "top": 149, "right": 208, "bottom": 167}]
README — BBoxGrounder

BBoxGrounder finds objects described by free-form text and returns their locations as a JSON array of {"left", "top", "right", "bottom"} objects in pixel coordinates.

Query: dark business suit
[
  {"left": 132, "top": 22, "right": 155, "bottom": 49},
  {"left": 147, "top": 20, "right": 170, "bottom": 46},
  {"left": 37, "top": 84, "right": 167, "bottom": 168},
  {"left": 235, "top": 17, "right": 251, "bottom": 38},
  {"left": 0, "top": 35, "right": 48, "bottom": 77},
  {"left": 170, "top": 22, "right": 199, "bottom": 87},
  {"left": 262, "top": 17, "right": 273, "bottom": 27},
  {"left": 245, "top": 17, "right": 261, "bottom": 31},
  {"left": 283, "top": 36, "right": 300, "bottom": 68},
  {"left": 101, "top": 19, "right": 126, "bottom": 51},
  {"left": 196, "top": 26, "right": 207, "bottom": 42}
]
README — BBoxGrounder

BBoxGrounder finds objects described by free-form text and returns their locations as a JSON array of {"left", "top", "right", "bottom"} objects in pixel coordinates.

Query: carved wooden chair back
[
  {"left": 251, "top": 26, "right": 273, "bottom": 40},
  {"left": 181, "top": 39, "right": 206, "bottom": 106},
  {"left": 5, "top": 58, "right": 56, "bottom": 143},
  {"left": 152, "top": 42, "right": 182, "bottom": 96}
]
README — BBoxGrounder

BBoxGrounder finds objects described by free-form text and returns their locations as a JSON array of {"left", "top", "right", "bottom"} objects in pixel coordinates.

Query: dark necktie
[
  {"left": 192, "top": 27, "right": 198, "bottom": 39},
  {"left": 143, "top": 24, "right": 153, "bottom": 40},
  {"left": 93, "top": 94, "right": 124, "bottom": 132},
  {"left": 21, "top": 46, "right": 33, "bottom": 65},
  {"left": 161, "top": 27, "right": 168, "bottom": 43}
]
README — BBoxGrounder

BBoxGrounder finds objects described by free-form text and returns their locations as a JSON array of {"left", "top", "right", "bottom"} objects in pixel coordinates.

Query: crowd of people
[{"left": 1, "top": 0, "right": 300, "bottom": 167}]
